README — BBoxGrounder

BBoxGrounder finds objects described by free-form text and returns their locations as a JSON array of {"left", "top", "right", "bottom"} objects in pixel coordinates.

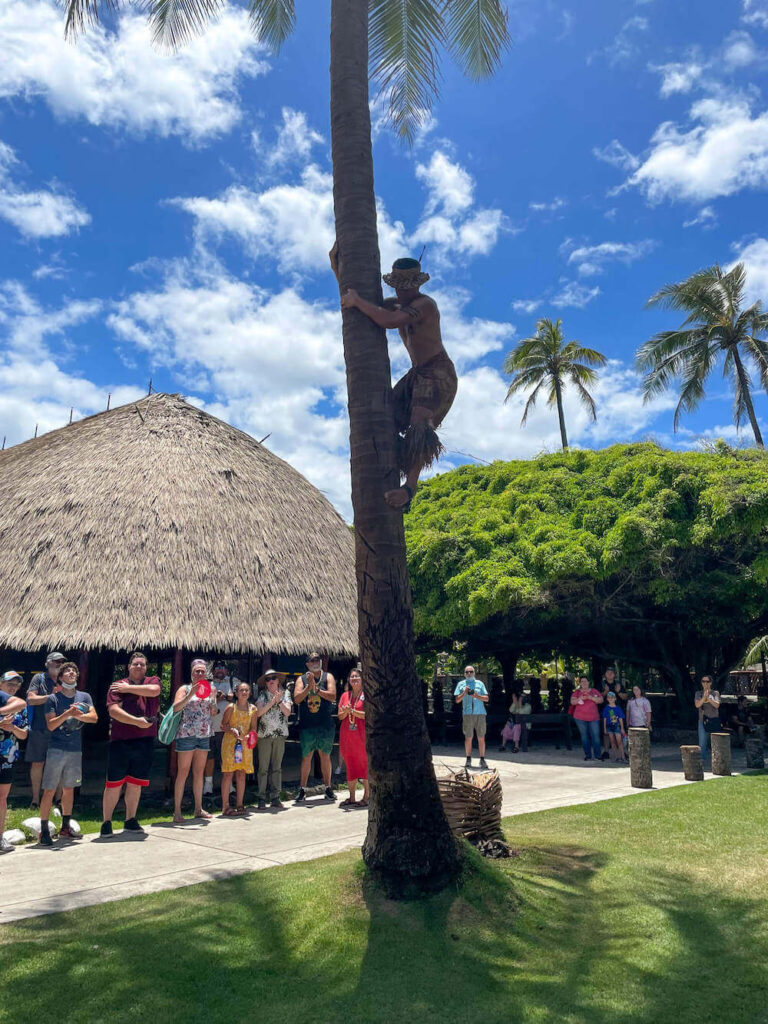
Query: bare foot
[
  {"left": 173, "top": 815, "right": 185, "bottom": 825},
  {"left": 385, "top": 485, "right": 413, "bottom": 511},
  {"left": 195, "top": 809, "right": 213, "bottom": 820}
]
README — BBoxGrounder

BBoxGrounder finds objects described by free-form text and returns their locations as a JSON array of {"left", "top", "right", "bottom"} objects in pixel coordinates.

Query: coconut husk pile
[{"left": 437, "top": 767, "right": 504, "bottom": 842}]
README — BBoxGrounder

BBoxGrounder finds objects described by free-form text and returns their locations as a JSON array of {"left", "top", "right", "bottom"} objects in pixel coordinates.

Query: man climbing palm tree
[{"left": 342, "top": 258, "right": 457, "bottom": 511}]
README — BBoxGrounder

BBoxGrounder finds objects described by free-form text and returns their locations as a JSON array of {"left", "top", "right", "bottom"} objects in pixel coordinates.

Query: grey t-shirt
[
  {"left": 695, "top": 690, "right": 720, "bottom": 720},
  {"left": 27, "top": 671, "right": 56, "bottom": 731}
]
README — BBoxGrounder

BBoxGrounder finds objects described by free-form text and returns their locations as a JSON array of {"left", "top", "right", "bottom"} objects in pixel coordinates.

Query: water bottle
[{"left": 234, "top": 740, "right": 243, "bottom": 764}]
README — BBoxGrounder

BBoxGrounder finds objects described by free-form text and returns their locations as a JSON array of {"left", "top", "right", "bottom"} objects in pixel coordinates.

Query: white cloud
[
  {"left": 606, "top": 16, "right": 649, "bottom": 66},
  {"left": 593, "top": 140, "right": 640, "bottom": 172},
  {"left": 566, "top": 239, "right": 656, "bottom": 276},
  {"left": 733, "top": 236, "right": 768, "bottom": 304},
  {"left": 0, "top": 282, "right": 143, "bottom": 447},
  {"left": 0, "top": 0, "right": 268, "bottom": 142},
  {"left": 628, "top": 97, "right": 768, "bottom": 202},
  {"left": 529, "top": 196, "right": 567, "bottom": 213},
  {"left": 416, "top": 151, "right": 475, "bottom": 217},
  {"left": 552, "top": 281, "right": 601, "bottom": 308},
  {"left": 683, "top": 205, "right": 718, "bottom": 228},
  {"left": 723, "top": 30, "right": 761, "bottom": 67},
  {"left": 266, "top": 108, "right": 325, "bottom": 169},
  {"left": 511, "top": 298, "right": 543, "bottom": 315},
  {"left": 649, "top": 60, "right": 705, "bottom": 97},
  {"left": 0, "top": 141, "right": 90, "bottom": 239},
  {"left": 743, "top": 1, "right": 768, "bottom": 29}
]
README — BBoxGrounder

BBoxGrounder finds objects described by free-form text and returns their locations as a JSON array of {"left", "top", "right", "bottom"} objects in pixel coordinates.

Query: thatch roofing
[{"left": 0, "top": 394, "right": 357, "bottom": 655}]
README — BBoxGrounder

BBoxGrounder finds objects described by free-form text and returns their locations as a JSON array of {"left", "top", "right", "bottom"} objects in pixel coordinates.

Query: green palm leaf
[
  {"left": 369, "top": 0, "right": 445, "bottom": 142},
  {"left": 249, "top": 0, "right": 296, "bottom": 52},
  {"left": 443, "top": 0, "right": 511, "bottom": 81},
  {"left": 62, "top": 0, "right": 117, "bottom": 39},
  {"left": 147, "top": 0, "right": 226, "bottom": 49}
]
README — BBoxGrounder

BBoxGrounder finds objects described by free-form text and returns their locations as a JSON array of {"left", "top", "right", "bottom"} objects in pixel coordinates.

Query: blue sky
[{"left": 2, "top": 0, "right": 768, "bottom": 516}]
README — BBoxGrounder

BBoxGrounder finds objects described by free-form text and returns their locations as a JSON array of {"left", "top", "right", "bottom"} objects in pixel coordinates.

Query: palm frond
[
  {"left": 369, "top": 0, "right": 445, "bottom": 143},
  {"left": 518, "top": 380, "right": 544, "bottom": 425},
  {"left": 443, "top": 0, "right": 511, "bottom": 81},
  {"left": 146, "top": 0, "right": 226, "bottom": 49},
  {"left": 249, "top": 0, "right": 296, "bottom": 53},
  {"left": 63, "top": 0, "right": 119, "bottom": 39},
  {"left": 563, "top": 343, "right": 607, "bottom": 368},
  {"left": 572, "top": 380, "right": 598, "bottom": 422},
  {"left": 566, "top": 362, "right": 600, "bottom": 388}
]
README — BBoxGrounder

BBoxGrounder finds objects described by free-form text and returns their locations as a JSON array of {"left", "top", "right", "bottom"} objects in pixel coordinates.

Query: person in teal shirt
[{"left": 454, "top": 666, "right": 489, "bottom": 770}]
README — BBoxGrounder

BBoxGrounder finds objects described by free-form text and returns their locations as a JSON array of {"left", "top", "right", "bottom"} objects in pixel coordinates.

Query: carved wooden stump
[
  {"left": 629, "top": 728, "right": 652, "bottom": 789},
  {"left": 680, "top": 745, "right": 704, "bottom": 781},
  {"left": 745, "top": 736, "right": 765, "bottom": 770},
  {"left": 711, "top": 732, "right": 732, "bottom": 776}
]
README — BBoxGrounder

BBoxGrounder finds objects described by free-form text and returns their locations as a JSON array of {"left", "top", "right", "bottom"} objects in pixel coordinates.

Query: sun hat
[
  {"left": 382, "top": 257, "right": 430, "bottom": 290},
  {"left": 257, "top": 669, "right": 287, "bottom": 687}
]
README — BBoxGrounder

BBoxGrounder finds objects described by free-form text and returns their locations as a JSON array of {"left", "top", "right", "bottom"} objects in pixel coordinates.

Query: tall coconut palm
[
  {"left": 63, "top": 0, "right": 510, "bottom": 890},
  {"left": 503, "top": 317, "right": 606, "bottom": 450},
  {"left": 638, "top": 263, "right": 768, "bottom": 446}
]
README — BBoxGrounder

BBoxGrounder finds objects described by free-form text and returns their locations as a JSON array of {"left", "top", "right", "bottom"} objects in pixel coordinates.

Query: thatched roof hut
[{"left": 0, "top": 393, "right": 357, "bottom": 657}]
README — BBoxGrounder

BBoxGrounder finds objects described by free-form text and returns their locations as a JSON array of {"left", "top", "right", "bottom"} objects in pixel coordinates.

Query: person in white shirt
[
  {"left": 627, "top": 685, "right": 652, "bottom": 730},
  {"left": 203, "top": 661, "right": 241, "bottom": 797}
]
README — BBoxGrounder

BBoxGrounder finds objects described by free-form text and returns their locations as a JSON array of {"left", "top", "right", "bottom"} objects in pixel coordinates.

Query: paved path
[{"left": 0, "top": 744, "right": 747, "bottom": 924}]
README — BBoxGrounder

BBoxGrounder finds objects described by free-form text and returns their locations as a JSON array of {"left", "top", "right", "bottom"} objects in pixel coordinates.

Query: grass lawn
[{"left": 3, "top": 775, "right": 768, "bottom": 1024}]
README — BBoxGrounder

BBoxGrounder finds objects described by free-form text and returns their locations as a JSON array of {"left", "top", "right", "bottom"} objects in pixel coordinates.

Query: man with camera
[{"left": 454, "top": 666, "right": 489, "bottom": 770}]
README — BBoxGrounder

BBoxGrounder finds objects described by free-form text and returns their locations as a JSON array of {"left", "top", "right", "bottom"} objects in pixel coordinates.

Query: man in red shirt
[{"left": 100, "top": 652, "right": 161, "bottom": 837}]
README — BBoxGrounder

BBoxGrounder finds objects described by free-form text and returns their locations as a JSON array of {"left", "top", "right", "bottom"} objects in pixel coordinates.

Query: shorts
[
  {"left": 106, "top": 737, "right": 155, "bottom": 789},
  {"left": 300, "top": 726, "right": 335, "bottom": 758},
  {"left": 42, "top": 748, "right": 82, "bottom": 791},
  {"left": 25, "top": 729, "right": 51, "bottom": 764},
  {"left": 605, "top": 724, "right": 623, "bottom": 735},
  {"left": 176, "top": 735, "right": 211, "bottom": 753},
  {"left": 0, "top": 760, "right": 17, "bottom": 786},
  {"left": 392, "top": 351, "right": 458, "bottom": 432},
  {"left": 462, "top": 714, "right": 487, "bottom": 739}
]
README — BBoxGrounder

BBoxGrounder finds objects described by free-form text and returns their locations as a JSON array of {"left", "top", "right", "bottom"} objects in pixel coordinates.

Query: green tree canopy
[{"left": 406, "top": 442, "right": 768, "bottom": 700}]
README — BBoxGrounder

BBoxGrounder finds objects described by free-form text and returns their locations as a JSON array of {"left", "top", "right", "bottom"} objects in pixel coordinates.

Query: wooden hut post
[
  {"left": 745, "top": 736, "right": 765, "bottom": 769},
  {"left": 168, "top": 648, "right": 184, "bottom": 789},
  {"left": 629, "top": 727, "right": 653, "bottom": 789},
  {"left": 680, "top": 745, "right": 704, "bottom": 781},
  {"left": 711, "top": 732, "right": 732, "bottom": 776}
]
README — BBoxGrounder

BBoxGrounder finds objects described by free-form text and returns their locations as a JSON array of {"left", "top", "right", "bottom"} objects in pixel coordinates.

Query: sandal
[
  {"left": 195, "top": 809, "right": 213, "bottom": 820},
  {"left": 358, "top": 798, "right": 369, "bottom": 807},
  {"left": 235, "top": 806, "right": 247, "bottom": 816},
  {"left": 173, "top": 815, "right": 185, "bottom": 825},
  {"left": 339, "top": 797, "right": 357, "bottom": 807},
  {"left": 221, "top": 806, "right": 236, "bottom": 817}
]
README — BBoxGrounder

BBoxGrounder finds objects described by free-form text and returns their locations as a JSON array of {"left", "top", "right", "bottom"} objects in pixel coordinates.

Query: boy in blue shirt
[
  {"left": 454, "top": 666, "right": 490, "bottom": 770},
  {"left": 602, "top": 692, "right": 627, "bottom": 763}
]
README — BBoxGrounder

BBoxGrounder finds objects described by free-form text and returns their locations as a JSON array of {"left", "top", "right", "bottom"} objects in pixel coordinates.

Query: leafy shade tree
[
  {"left": 405, "top": 442, "right": 768, "bottom": 707},
  {"left": 503, "top": 317, "right": 606, "bottom": 450},
  {"left": 63, "top": 0, "right": 510, "bottom": 891},
  {"left": 639, "top": 263, "right": 768, "bottom": 447}
]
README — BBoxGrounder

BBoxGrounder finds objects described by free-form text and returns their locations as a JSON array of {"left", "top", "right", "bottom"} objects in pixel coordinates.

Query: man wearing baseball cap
[
  {"left": 294, "top": 653, "right": 337, "bottom": 804},
  {"left": 25, "top": 652, "right": 65, "bottom": 807}
]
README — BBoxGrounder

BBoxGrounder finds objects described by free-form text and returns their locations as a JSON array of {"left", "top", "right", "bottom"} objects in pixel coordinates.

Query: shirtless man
[{"left": 340, "top": 257, "right": 458, "bottom": 511}]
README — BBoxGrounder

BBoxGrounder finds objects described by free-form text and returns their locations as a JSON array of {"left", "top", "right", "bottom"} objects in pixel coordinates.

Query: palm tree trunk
[
  {"left": 329, "top": 0, "right": 459, "bottom": 891},
  {"left": 553, "top": 376, "right": 569, "bottom": 449},
  {"left": 733, "top": 348, "right": 764, "bottom": 447}
]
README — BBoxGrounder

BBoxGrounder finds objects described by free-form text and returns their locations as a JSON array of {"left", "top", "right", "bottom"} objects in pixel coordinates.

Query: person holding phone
[
  {"left": 454, "top": 666, "right": 489, "bottom": 770},
  {"left": 695, "top": 674, "right": 721, "bottom": 763},
  {"left": 570, "top": 676, "right": 603, "bottom": 761},
  {"left": 220, "top": 682, "right": 257, "bottom": 816}
]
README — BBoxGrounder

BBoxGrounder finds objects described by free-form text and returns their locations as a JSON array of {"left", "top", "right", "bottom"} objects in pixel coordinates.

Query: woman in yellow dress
[{"left": 220, "top": 682, "right": 257, "bottom": 816}]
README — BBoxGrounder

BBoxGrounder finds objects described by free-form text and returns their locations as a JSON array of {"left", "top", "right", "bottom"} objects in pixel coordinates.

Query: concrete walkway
[{"left": 0, "top": 743, "right": 746, "bottom": 924}]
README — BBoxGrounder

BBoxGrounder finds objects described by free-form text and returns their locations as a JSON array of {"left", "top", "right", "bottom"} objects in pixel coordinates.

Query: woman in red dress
[{"left": 338, "top": 667, "right": 368, "bottom": 807}]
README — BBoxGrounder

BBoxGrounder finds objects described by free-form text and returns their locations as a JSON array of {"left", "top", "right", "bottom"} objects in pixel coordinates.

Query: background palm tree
[
  {"left": 638, "top": 263, "right": 768, "bottom": 446},
  {"left": 503, "top": 317, "right": 606, "bottom": 450},
  {"left": 64, "top": 0, "right": 510, "bottom": 890}
]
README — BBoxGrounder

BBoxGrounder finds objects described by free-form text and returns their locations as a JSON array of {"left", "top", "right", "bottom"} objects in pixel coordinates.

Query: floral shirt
[
  {"left": 0, "top": 698, "right": 28, "bottom": 765},
  {"left": 256, "top": 689, "right": 292, "bottom": 738},
  {"left": 177, "top": 692, "right": 216, "bottom": 739}
]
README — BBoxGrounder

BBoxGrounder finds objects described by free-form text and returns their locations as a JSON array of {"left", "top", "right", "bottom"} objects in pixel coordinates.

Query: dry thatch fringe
[
  {"left": 0, "top": 393, "right": 357, "bottom": 655},
  {"left": 437, "top": 767, "right": 504, "bottom": 841}
]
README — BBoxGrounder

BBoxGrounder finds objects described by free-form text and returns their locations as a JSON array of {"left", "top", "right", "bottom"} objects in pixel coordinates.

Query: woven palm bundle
[{"left": 436, "top": 767, "right": 504, "bottom": 841}]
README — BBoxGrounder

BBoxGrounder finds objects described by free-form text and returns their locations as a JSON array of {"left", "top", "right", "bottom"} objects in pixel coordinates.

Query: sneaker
[
  {"left": 39, "top": 829, "right": 53, "bottom": 847},
  {"left": 600, "top": 752, "right": 610, "bottom": 761},
  {"left": 58, "top": 826, "right": 78, "bottom": 840},
  {"left": 464, "top": 756, "right": 472, "bottom": 769},
  {"left": 294, "top": 788, "right": 306, "bottom": 804},
  {"left": 123, "top": 818, "right": 145, "bottom": 833},
  {"left": 100, "top": 820, "right": 113, "bottom": 837},
  {"left": 324, "top": 786, "right": 337, "bottom": 802},
  {"left": 270, "top": 798, "right": 284, "bottom": 809},
  {"left": 479, "top": 757, "right": 489, "bottom": 770},
  {"left": 584, "top": 755, "right": 591, "bottom": 761},
  {"left": 257, "top": 797, "right": 267, "bottom": 809},
  {"left": 498, "top": 746, "right": 506, "bottom": 752},
  {"left": 0, "top": 836, "right": 14, "bottom": 853}
]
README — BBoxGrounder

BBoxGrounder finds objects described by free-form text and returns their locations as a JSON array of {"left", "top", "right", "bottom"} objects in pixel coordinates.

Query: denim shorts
[{"left": 175, "top": 736, "right": 211, "bottom": 752}]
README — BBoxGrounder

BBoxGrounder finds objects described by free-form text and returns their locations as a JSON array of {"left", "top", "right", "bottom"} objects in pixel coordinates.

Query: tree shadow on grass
[{"left": 3, "top": 838, "right": 768, "bottom": 1024}]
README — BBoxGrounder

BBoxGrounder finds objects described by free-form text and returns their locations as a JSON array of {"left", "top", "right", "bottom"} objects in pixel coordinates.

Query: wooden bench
[{"left": 519, "top": 712, "right": 573, "bottom": 751}]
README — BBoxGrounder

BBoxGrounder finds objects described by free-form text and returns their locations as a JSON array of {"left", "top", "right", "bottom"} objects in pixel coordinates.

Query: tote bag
[{"left": 158, "top": 685, "right": 191, "bottom": 745}]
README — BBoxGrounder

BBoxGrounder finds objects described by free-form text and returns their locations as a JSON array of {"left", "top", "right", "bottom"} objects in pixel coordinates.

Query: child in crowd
[
  {"left": 39, "top": 662, "right": 97, "bottom": 844},
  {"left": 499, "top": 691, "right": 532, "bottom": 753},
  {"left": 602, "top": 692, "right": 627, "bottom": 762},
  {"left": 0, "top": 671, "right": 28, "bottom": 853},
  {"left": 220, "top": 682, "right": 257, "bottom": 816}
]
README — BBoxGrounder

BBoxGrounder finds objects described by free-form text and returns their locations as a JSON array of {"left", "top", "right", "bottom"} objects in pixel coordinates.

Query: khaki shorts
[{"left": 462, "top": 714, "right": 487, "bottom": 739}]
